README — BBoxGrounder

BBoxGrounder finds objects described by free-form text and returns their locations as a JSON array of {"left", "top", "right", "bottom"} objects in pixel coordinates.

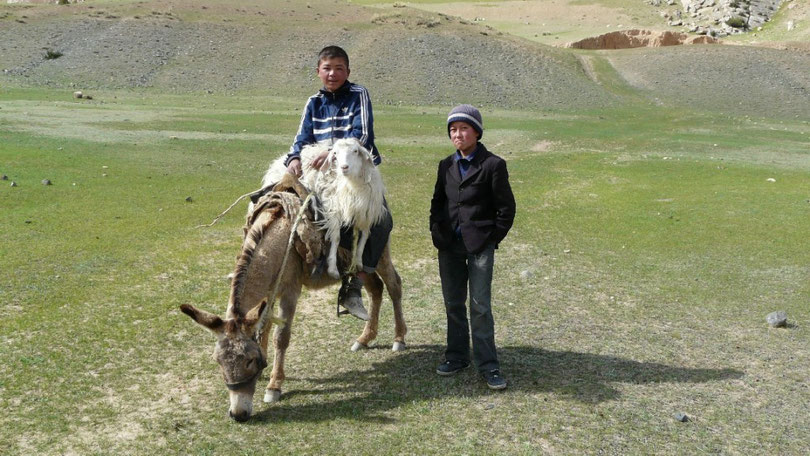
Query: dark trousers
[
  {"left": 339, "top": 200, "right": 393, "bottom": 273},
  {"left": 438, "top": 238, "right": 499, "bottom": 373}
]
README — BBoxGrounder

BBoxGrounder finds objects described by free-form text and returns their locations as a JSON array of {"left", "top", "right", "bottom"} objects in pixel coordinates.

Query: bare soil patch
[{"left": 567, "top": 29, "right": 719, "bottom": 49}]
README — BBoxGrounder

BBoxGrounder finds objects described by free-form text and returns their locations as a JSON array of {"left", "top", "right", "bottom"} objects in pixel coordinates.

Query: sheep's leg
[
  {"left": 264, "top": 289, "right": 299, "bottom": 403},
  {"left": 375, "top": 244, "right": 407, "bottom": 351},
  {"left": 354, "top": 229, "right": 370, "bottom": 271},
  {"left": 326, "top": 232, "right": 341, "bottom": 279},
  {"left": 352, "top": 272, "right": 383, "bottom": 351}
]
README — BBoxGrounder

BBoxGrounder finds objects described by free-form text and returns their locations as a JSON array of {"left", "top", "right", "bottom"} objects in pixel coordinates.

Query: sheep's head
[
  {"left": 179, "top": 301, "right": 269, "bottom": 422},
  {"left": 332, "top": 138, "right": 374, "bottom": 181}
]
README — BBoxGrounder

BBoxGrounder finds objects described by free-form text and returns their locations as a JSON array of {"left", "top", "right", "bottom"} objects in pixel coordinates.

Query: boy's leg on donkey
[{"left": 338, "top": 202, "right": 393, "bottom": 320}]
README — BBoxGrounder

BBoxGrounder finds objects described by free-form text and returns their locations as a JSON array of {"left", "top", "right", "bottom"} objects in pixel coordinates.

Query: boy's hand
[
  {"left": 286, "top": 158, "right": 302, "bottom": 176},
  {"left": 311, "top": 150, "right": 331, "bottom": 172}
]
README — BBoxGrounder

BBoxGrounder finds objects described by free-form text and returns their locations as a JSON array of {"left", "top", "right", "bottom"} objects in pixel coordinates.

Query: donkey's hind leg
[
  {"left": 353, "top": 244, "right": 406, "bottom": 352},
  {"left": 352, "top": 272, "right": 384, "bottom": 351},
  {"left": 376, "top": 245, "right": 406, "bottom": 351}
]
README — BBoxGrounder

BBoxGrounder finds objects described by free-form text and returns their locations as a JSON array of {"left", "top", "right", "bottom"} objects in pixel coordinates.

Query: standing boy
[
  {"left": 285, "top": 45, "right": 392, "bottom": 321},
  {"left": 430, "top": 105, "right": 516, "bottom": 389}
]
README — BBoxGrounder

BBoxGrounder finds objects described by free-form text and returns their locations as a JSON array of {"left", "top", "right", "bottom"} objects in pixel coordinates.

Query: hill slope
[
  {"left": 1, "top": 0, "right": 808, "bottom": 118},
  {"left": 0, "top": 0, "right": 616, "bottom": 110}
]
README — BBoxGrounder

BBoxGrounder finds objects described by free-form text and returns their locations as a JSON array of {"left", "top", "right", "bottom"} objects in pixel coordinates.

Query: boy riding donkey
[{"left": 272, "top": 45, "right": 392, "bottom": 320}]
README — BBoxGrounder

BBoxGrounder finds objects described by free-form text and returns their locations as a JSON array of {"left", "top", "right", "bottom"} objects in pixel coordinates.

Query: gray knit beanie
[{"left": 447, "top": 104, "right": 483, "bottom": 139}]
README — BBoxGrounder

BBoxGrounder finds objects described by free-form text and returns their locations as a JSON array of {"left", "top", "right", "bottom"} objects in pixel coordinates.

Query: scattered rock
[
  {"left": 766, "top": 178, "right": 776, "bottom": 182},
  {"left": 673, "top": 412, "right": 690, "bottom": 422},
  {"left": 10, "top": 181, "right": 18, "bottom": 187},
  {"left": 41, "top": 179, "right": 52, "bottom": 185},
  {"left": 766, "top": 310, "right": 787, "bottom": 328},
  {"left": 666, "top": 0, "right": 784, "bottom": 34},
  {"left": 1, "top": 175, "right": 7, "bottom": 180},
  {"left": 185, "top": 196, "right": 193, "bottom": 202},
  {"left": 73, "top": 91, "right": 83, "bottom": 99},
  {"left": 520, "top": 270, "right": 534, "bottom": 280}
]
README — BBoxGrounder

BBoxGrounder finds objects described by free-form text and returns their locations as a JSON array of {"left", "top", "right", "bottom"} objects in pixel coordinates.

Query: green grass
[{"left": 2, "top": 86, "right": 809, "bottom": 454}]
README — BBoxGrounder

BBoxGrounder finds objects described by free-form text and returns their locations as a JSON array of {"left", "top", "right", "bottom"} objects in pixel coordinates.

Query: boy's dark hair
[{"left": 317, "top": 45, "right": 349, "bottom": 68}]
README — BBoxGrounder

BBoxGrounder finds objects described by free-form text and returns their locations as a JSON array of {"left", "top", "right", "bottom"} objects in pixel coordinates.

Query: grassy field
[{"left": 2, "top": 85, "right": 809, "bottom": 454}]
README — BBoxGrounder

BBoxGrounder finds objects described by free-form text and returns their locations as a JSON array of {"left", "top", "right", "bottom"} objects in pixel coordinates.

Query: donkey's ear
[
  {"left": 244, "top": 299, "right": 268, "bottom": 327},
  {"left": 180, "top": 304, "right": 225, "bottom": 334}
]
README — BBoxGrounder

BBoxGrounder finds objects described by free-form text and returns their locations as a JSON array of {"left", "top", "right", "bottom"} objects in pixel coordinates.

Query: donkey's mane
[{"left": 228, "top": 192, "right": 300, "bottom": 319}]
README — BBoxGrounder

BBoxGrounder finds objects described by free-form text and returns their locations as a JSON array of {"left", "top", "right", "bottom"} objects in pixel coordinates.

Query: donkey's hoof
[
  {"left": 264, "top": 389, "right": 281, "bottom": 403},
  {"left": 351, "top": 341, "right": 368, "bottom": 352},
  {"left": 392, "top": 341, "right": 407, "bottom": 352}
]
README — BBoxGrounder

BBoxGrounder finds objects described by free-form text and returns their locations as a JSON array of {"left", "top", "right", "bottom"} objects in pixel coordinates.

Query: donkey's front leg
[{"left": 264, "top": 294, "right": 297, "bottom": 403}]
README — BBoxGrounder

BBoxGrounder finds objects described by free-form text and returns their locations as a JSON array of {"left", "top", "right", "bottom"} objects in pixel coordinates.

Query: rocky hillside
[
  {"left": 0, "top": 0, "right": 616, "bottom": 110},
  {"left": 653, "top": 0, "right": 791, "bottom": 37},
  {"left": 1, "top": 0, "right": 808, "bottom": 118}
]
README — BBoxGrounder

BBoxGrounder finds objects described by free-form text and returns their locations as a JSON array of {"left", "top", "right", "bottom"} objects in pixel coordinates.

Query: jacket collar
[
  {"left": 319, "top": 81, "right": 352, "bottom": 98},
  {"left": 449, "top": 142, "right": 489, "bottom": 184}
]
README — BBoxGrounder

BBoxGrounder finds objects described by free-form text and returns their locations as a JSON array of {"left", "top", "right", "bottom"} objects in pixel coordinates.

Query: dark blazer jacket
[{"left": 430, "top": 143, "right": 516, "bottom": 254}]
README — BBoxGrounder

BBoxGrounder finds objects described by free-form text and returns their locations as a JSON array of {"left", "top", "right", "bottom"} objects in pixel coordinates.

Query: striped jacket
[{"left": 286, "top": 81, "right": 380, "bottom": 166}]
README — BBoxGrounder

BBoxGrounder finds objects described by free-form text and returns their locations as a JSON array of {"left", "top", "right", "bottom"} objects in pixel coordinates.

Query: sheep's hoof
[
  {"left": 327, "top": 266, "right": 340, "bottom": 280},
  {"left": 392, "top": 341, "right": 407, "bottom": 352},
  {"left": 351, "top": 341, "right": 368, "bottom": 352},
  {"left": 263, "top": 389, "right": 281, "bottom": 403}
]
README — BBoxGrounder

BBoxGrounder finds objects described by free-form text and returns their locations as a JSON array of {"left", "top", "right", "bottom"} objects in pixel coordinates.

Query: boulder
[{"left": 766, "top": 311, "right": 788, "bottom": 328}]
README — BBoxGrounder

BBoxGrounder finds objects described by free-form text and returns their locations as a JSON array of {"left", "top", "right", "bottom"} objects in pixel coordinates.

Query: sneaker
[
  {"left": 337, "top": 275, "right": 369, "bottom": 321},
  {"left": 482, "top": 369, "right": 507, "bottom": 390},
  {"left": 436, "top": 360, "right": 470, "bottom": 376}
]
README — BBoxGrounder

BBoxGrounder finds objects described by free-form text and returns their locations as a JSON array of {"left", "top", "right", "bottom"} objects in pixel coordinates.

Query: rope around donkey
[
  {"left": 255, "top": 193, "right": 314, "bottom": 334},
  {"left": 195, "top": 188, "right": 264, "bottom": 229}
]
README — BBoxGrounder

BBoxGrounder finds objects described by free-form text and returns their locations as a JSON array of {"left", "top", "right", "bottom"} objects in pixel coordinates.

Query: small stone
[
  {"left": 674, "top": 412, "right": 689, "bottom": 422},
  {"left": 41, "top": 179, "right": 52, "bottom": 185},
  {"left": 73, "top": 91, "right": 83, "bottom": 99},
  {"left": 1, "top": 175, "right": 8, "bottom": 180},
  {"left": 766, "top": 178, "right": 776, "bottom": 182},
  {"left": 563, "top": 249, "right": 572, "bottom": 254},
  {"left": 102, "top": 173, "right": 108, "bottom": 177},
  {"left": 10, "top": 181, "right": 18, "bottom": 187},
  {"left": 766, "top": 311, "right": 787, "bottom": 328},
  {"left": 520, "top": 270, "right": 534, "bottom": 280},
  {"left": 185, "top": 196, "right": 193, "bottom": 203}
]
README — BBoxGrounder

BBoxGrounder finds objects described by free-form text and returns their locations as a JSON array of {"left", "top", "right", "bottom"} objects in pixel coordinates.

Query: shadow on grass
[{"left": 249, "top": 344, "right": 743, "bottom": 424}]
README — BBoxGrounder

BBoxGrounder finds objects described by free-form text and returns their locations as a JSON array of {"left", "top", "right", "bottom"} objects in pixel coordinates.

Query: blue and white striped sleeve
[
  {"left": 286, "top": 98, "right": 316, "bottom": 166},
  {"left": 350, "top": 86, "right": 381, "bottom": 165}
]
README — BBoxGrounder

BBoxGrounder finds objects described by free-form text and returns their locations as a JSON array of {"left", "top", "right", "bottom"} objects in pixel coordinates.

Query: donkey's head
[
  {"left": 180, "top": 301, "right": 269, "bottom": 422},
  {"left": 331, "top": 138, "right": 374, "bottom": 181}
]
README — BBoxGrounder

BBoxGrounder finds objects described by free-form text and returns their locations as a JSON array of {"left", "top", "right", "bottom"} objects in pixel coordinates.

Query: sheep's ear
[{"left": 180, "top": 304, "right": 225, "bottom": 335}]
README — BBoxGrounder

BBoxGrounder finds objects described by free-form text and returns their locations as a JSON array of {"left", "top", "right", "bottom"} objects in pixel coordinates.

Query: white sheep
[{"left": 254, "top": 138, "right": 387, "bottom": 279}]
